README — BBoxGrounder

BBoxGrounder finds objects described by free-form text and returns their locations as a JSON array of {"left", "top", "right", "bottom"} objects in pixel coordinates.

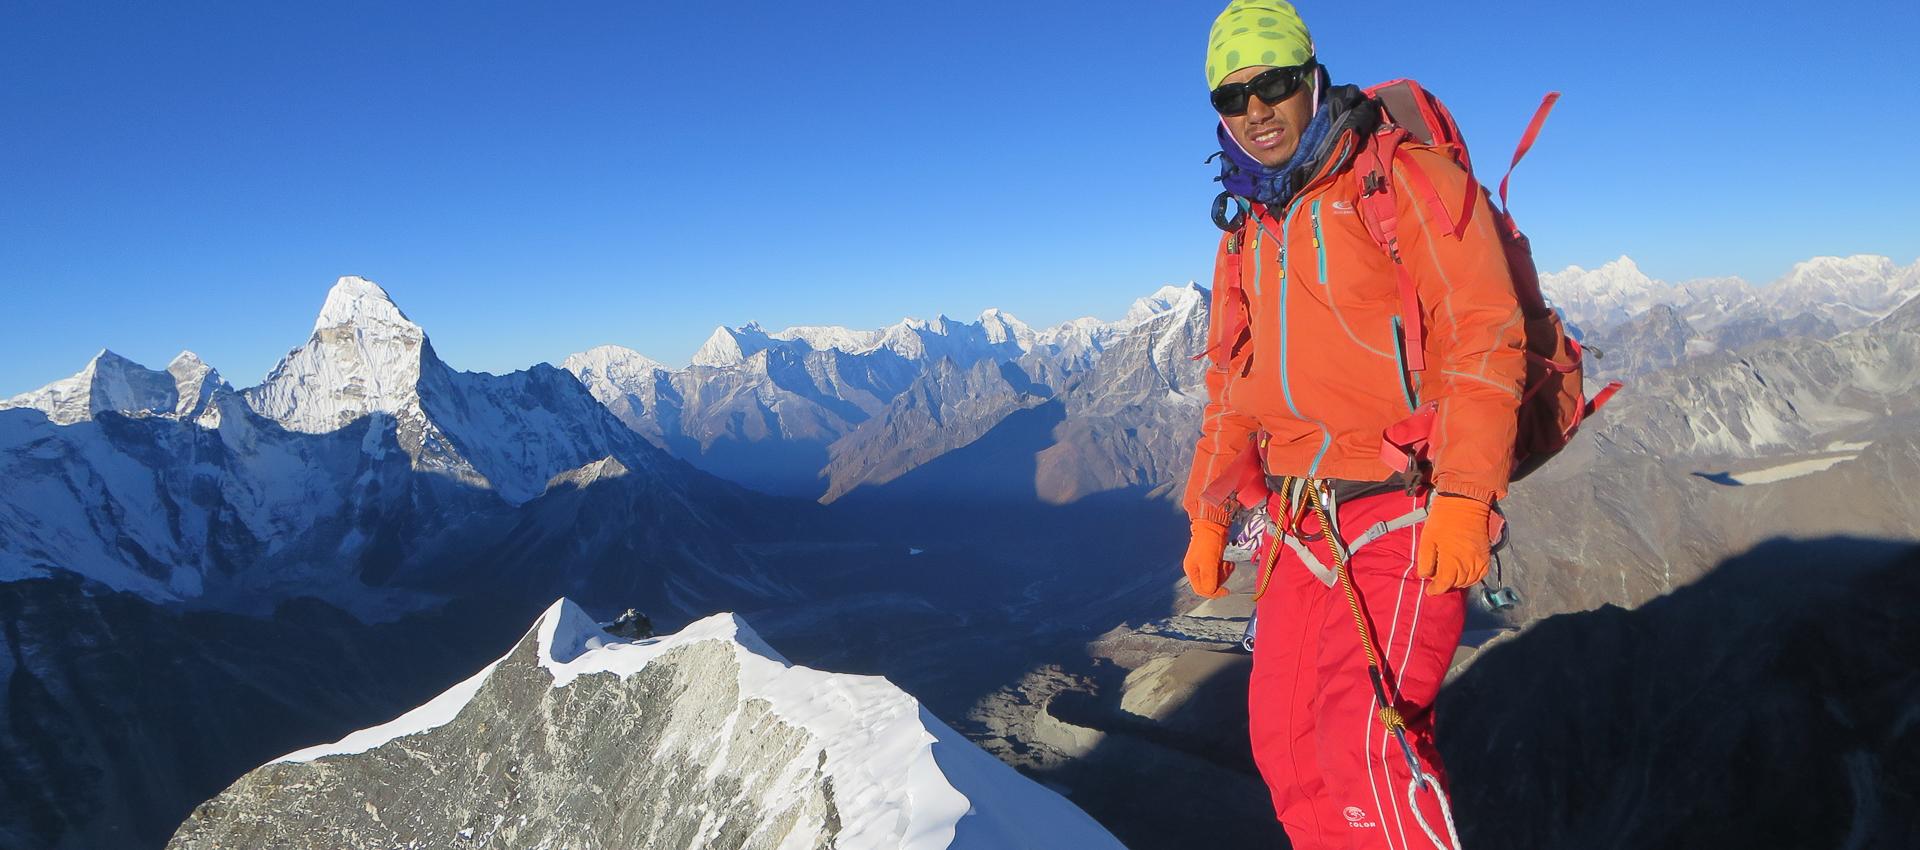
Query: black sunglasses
[{"left": 1210, "top": 62, "right": 1318, "bottom": 116}]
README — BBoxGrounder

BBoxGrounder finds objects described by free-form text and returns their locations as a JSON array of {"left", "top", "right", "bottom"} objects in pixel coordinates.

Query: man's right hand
[{"left": 1183, "top": 519, "right": 1233, "bottom": 598}]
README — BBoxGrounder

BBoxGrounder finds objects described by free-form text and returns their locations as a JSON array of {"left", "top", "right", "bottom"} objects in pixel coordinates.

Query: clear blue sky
[{"left": 4, "top": 0, "right": 1916, "bottom": 395}]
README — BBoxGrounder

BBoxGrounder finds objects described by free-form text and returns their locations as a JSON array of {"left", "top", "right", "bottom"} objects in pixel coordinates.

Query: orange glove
[
  {"left": 1415, "top": 494, "right": 1492, "bottom": 597},
  {"left": 1182, "top": 519, "right": 1233, "bottom": 598}
]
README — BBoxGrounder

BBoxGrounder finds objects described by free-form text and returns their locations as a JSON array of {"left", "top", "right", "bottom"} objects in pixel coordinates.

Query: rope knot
[{"left": 1377, "top": 705, "right": 1407, "bottom": 733}]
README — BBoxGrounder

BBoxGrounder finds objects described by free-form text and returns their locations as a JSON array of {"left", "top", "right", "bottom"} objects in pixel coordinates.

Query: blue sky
[{"left": 3, "top": 0, "right": 1915, "bottom": 394}]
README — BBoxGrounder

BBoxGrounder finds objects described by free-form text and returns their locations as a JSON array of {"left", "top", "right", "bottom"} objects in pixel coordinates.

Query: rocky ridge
[
  {"left": 168, "top": 599, "right": 1127, "bottom": 850},
  {"left": 565, "top": 283, "right": 1208, "bottom": 500}
]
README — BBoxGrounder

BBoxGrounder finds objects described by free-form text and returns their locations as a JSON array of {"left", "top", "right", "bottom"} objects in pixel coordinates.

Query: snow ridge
[
  {"left": 1541, "top": 254, "right": 1920, "bottom": 336},
  {"left": 274, "top": 599, "right": 1127, "bottom": 850},
  {"left": 1, "top": 349, "right": 191, "bottom": 425},
  {"left": 678, "top": 282, "right": 1205, "bottom": 371}
]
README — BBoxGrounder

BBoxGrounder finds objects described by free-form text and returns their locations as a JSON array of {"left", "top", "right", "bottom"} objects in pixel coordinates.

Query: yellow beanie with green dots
[{"left": 1206, "top": 1, "right": 1315, "bottom": 90}]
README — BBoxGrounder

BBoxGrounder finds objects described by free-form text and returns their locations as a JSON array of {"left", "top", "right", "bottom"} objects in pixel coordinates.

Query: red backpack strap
[
  {"left": 1583, "top": 380, "right": 1623, "bottom": 420},
  {"left": 1390, "top": 145, "right": 1462, "bottom": 238},
  {"left": 1498, "top": 92, "right": 1559, "bottom": 211},
  {"left": 1355, "top": 128, "right": 1429, "bottom": 372}
]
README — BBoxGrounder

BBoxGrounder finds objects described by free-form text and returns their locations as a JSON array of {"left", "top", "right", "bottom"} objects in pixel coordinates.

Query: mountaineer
[{"left": 1178, "top": 1, "right": 1614, "bottom": 846}]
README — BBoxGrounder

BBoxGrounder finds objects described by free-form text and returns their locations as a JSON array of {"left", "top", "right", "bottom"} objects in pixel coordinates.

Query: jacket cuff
[
  {"left": 1430, "top": 474, "right": 1502, "bottom": 505},
  {"left": 1189, "top": 500, "right": 1233, "bottom": 527}
]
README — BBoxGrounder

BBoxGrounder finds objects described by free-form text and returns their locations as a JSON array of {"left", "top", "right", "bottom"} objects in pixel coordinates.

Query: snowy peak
[
  {"left": 562, "top": 345, "right": 667, "bottom": 385},
  {"left": 4, "top": 349, "right": 183, "bottom": 425},
  {"left": 313, "top": 275, "right": 420, "bottom": 335},
  {"left": 690, "top": 324, "right": 770, "bottom": 368},
  {"left": 1, "top": 349, "right": 237, "bottom": 427},
  {"left": 246, "top": 276, "right": 433, "bottom": 433},
  {"left": 1762, "top": 255, "right": 1920, "bottom": 325},
  {"left": 1122, "top": 282, "right": 1207, "bottom": 328},
  {"left": 164, "top": 351, "right": 229, "bottom": 421},
  {"left": 543, "top": 455, "right": 632, "bottom": 492},
  {"left": 195, "top": 598, "right": 1126, "bottom": 849},
  {"left": 977, "top": 307, "right": 1036, "bottom": 349},
  {"left": 1540, "top": 256, "right": 1672, "bottom": 329}
]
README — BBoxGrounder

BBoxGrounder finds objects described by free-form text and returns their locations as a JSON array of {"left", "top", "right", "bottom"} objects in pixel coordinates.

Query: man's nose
[{"left": 1246, "top": 93, "right": 1277, "bottom": 122}]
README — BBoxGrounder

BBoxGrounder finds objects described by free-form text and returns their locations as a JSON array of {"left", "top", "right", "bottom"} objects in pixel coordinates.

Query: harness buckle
[{"left": 1400, "top": 458, "right": 1426, "bottom": 495}]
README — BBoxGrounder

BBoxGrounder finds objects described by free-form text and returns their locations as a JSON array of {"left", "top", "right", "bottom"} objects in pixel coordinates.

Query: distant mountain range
[
  {"left": 7, "top": 254, "right": 1914, "bottom": 614},
  {"left": 562, "top": 284, "right": 1207, "bottom": 500},
  {"left": 0, "top": 277, "right": 790, "bottom": 617},
  {"left": 1541, "top": 254, "right": 1920, "bottom": 377}
]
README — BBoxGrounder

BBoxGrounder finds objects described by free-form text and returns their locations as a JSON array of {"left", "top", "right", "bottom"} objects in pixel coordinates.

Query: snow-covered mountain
[
  {"left": 245, "top": 276, "right": 661, "bottom": 505},
  {"left": 565, "top": 283, "right": 1205, "bottom": 498},
  {"left": 1, "top": 349, "right": 232, "bottom": 426},
  {"left": 691, "top": 313, "right": 1030, "bottom": 371},
  {"left": 1541, "top": 255, "right": 1920, "bottom": 378},
  {"left": 801, "top": 282, "right": 1210, "bottom": 507},
  {"left": 0, "top": 276, "right": 774, "bottom": 612},
  {"left": 1537, "top": 256, "right": 1675, "bottom": 332},
  {"left": 1764, "top": 254, "right": 1920, "bottom": 330},
  {"left": 169, "top": 599, "right": 1126, "bottom": 850}
]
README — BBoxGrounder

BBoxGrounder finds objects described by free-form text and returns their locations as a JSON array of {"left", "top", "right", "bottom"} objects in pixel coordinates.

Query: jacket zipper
[
  {"left": 1311, "top": 200, "right": 1327, "bottom": 284},
  {"left": 1276, "top": 200, "right": 1335, "bottom": 475}
]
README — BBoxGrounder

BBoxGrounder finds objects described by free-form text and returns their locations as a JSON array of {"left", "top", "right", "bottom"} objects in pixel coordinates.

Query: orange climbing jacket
[{"left": 1183, "top": 82, "right": 1618, "bottom": 526}]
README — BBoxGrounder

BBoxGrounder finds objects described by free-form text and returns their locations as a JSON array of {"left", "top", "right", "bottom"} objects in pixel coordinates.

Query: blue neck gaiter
[{"left": 1216, "top": 102, "right": 1334, "bottom": 209}]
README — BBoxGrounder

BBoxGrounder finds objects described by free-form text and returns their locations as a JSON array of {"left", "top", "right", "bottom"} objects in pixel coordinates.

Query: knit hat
[{"left": 1206, "top": 1, "right": 1314, "bottom": 90}]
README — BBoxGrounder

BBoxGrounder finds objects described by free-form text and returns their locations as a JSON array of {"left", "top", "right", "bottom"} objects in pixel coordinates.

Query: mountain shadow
[
  {"left": 1438, "top": 536, "right": 1920, "bottom": 850},
  {"left": 832, "top": 398, "right": 1069, "bottom": 511},
  {"left": 0, "top": 576, "right": 546, "bottom": 850}
]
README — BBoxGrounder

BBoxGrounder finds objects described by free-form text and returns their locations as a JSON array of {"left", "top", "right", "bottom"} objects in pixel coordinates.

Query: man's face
[{"left": 1219, "top": 65, "right": 1316, "bottom": 168}]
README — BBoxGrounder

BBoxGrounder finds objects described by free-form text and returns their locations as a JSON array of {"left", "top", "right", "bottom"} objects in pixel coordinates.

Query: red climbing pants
[{"left": 1248, "top": 488, "right": 1465, "bottom": 850}]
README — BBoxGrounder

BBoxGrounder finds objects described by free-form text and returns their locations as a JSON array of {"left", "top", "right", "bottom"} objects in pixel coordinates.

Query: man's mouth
[{"left": 1247, "top": 126, "right": 1288, "bottom": 150}]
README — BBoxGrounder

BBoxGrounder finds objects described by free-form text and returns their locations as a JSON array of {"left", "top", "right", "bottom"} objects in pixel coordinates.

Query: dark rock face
[
  {"left": 1438, "top": 539, "right": 1920, "bottom": 850},
  {"left": 0, "top": 576, "right": 534, "bottom": 850},
  {"left": 168, "top": 634, "right": 841, "bottom": 850}
]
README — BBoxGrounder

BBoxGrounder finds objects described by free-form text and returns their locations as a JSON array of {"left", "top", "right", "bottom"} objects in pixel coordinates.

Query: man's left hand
[{"left": 1415, "top": 494, "right": 1491, "bottom": 596}]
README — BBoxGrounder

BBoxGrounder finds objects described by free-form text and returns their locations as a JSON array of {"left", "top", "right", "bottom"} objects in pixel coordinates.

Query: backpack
[{"left": 1355, "top": 80, "right": 1622, "bottom": 483}]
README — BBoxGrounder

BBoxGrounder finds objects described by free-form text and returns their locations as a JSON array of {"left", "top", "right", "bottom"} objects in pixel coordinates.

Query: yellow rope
[
  {"left": 1377, "top": 706, "right": 1407, "bottom": 734},
  {"left": 1251, "top": 526, "right": 1284, "bottom": 602},
  {"left": 1307, "top": 480, "right": 1384, "bottom": 672},
  {"left": 1250, "top": 474, "right": 1293, "bottom": 602}
]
